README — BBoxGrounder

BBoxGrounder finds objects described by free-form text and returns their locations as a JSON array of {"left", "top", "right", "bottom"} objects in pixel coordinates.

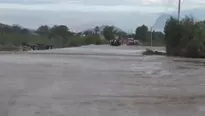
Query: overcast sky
[{"left": 0, "top": 0, "right": 204, "bottom": 31}]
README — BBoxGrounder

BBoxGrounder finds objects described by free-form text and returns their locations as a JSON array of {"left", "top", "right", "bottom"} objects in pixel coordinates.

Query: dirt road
[{"left": 0, "top": 45, "right": 205, "bottom": 116}]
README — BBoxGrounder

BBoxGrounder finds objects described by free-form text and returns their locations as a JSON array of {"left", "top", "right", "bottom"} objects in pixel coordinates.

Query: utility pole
[
  {"left": 150, "top": 27, "right": 153, "bottom": 48},
  {"left": 178, "top": 0, "right": 181, "bottom": 20}
]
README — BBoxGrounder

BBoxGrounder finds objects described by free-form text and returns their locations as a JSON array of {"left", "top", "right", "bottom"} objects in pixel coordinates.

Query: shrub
[
  {"left": 164, "top": 16, "right": 205, "bottom": 58},
  {"left": 0, "top": 44, "right": 20, "bottom": 51},
  {"left": 67, "top": 34, "right": 108, "bottom": 47}
]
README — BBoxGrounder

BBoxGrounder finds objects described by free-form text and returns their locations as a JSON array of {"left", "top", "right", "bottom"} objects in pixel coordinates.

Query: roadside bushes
[
  {"left": 0, "top": 32, "right": 108, "bottom": 51},
  {"left": 0, "top": 23, "right": 109, "bottom": 51},
  {"left": 0, "top": 44, "right": 20, "bottom": 51},
  {"left": 164, "top": 16, "right": 205, "bottom": 58},
  {"left": 67, "top": 34, "right": 108, "bottom": 47},
  {"left": 0, "top": 33, "right": 53, "bottom": 46}
]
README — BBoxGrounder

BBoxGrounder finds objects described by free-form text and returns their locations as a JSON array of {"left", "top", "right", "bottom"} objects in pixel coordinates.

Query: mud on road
[{"left": 0, "top": 45, "right": 205, "bottom": 116}]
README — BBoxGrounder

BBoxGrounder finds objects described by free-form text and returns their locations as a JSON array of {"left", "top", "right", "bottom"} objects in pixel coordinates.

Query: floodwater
[{"left": 0, "top": 45, "right": 205, "bottom": 116}]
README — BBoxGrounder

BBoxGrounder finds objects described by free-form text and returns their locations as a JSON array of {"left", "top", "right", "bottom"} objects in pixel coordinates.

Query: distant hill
[{"left": 152, "top": 8, "right": 205, "bottom": 31}]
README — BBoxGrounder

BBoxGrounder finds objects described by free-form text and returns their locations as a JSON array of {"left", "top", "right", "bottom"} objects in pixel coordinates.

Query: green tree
[
  {"left": 152, "top": 31, "right": 164, "bottom": 40},
  {"left": 103, "top": 26, "right": 116, "bottom": 40},
  {"left": 0, "top": 23, "right": 12, "bottom": 33},
  {"left": 135, "top": 25, "right": 148, "bottom": 41},
  {"left": 50, "top": 25, "right": 69, "bottom": 36},
  {"left": 94, "top": 26, "right": 100, "bottom": 34},
  {"left": 50, "top": 25, "right": 74, "bottom": 47},
  {"left": 37, "top": 25, "right": 50, "bottom": 35},
  {"left": 84, "top": 30, "right": 93, "bottom": 36},
  {"left": 164, "top": 16, "right": 205, "bottom": 58},
  {"left": 116, "top": 31, "right": 127, "bottom": 38},
  {"left": 20, "top": 28, "right": 29, "bottom": 34},
  {"left": 11, "top": 25, "right": 22, "bottom": 33}
]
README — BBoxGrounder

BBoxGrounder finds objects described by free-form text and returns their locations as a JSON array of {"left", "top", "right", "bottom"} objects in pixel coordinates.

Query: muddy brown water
[{"left": 0, "top": 45, "right": 205, "bottom": 116}]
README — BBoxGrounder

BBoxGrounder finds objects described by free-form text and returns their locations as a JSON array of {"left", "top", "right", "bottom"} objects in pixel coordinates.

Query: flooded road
[{"left": 0, "top": 45, "right": 205, "bottom": 116}]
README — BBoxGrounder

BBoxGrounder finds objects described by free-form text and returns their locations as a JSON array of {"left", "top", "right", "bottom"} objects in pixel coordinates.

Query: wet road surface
[{"left": 1, "top": 45, "right": 205, "bottom": 116}]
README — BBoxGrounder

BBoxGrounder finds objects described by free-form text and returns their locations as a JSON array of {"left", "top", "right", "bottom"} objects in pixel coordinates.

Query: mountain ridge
[{"left": 152, "top": 8, "right": 205, "bottom": 31}]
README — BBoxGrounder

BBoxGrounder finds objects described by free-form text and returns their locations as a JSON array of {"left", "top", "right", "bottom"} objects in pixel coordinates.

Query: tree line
[
  {"left": 0, "top": 16, "right": 202, "bottom": 58},
  {"left": 164, "top": 16, "right": 205, "bottom": 58},
  {"left": 0, "top": 24, "right": 108, "bottom": 50},
  {"left": 0, "top": 22, "right": 165, "bottom": 51},
  {"left": 134, "top": 25, "right": 164, "bottom": 46},
  {"left": 85, "top": 25, "right": 165, "bottom": 44}
]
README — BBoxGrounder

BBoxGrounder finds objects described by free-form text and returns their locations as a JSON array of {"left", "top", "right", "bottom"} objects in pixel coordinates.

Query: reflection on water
[{"left": 0, "top": 45, "right": 205, "bottom": 116}]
